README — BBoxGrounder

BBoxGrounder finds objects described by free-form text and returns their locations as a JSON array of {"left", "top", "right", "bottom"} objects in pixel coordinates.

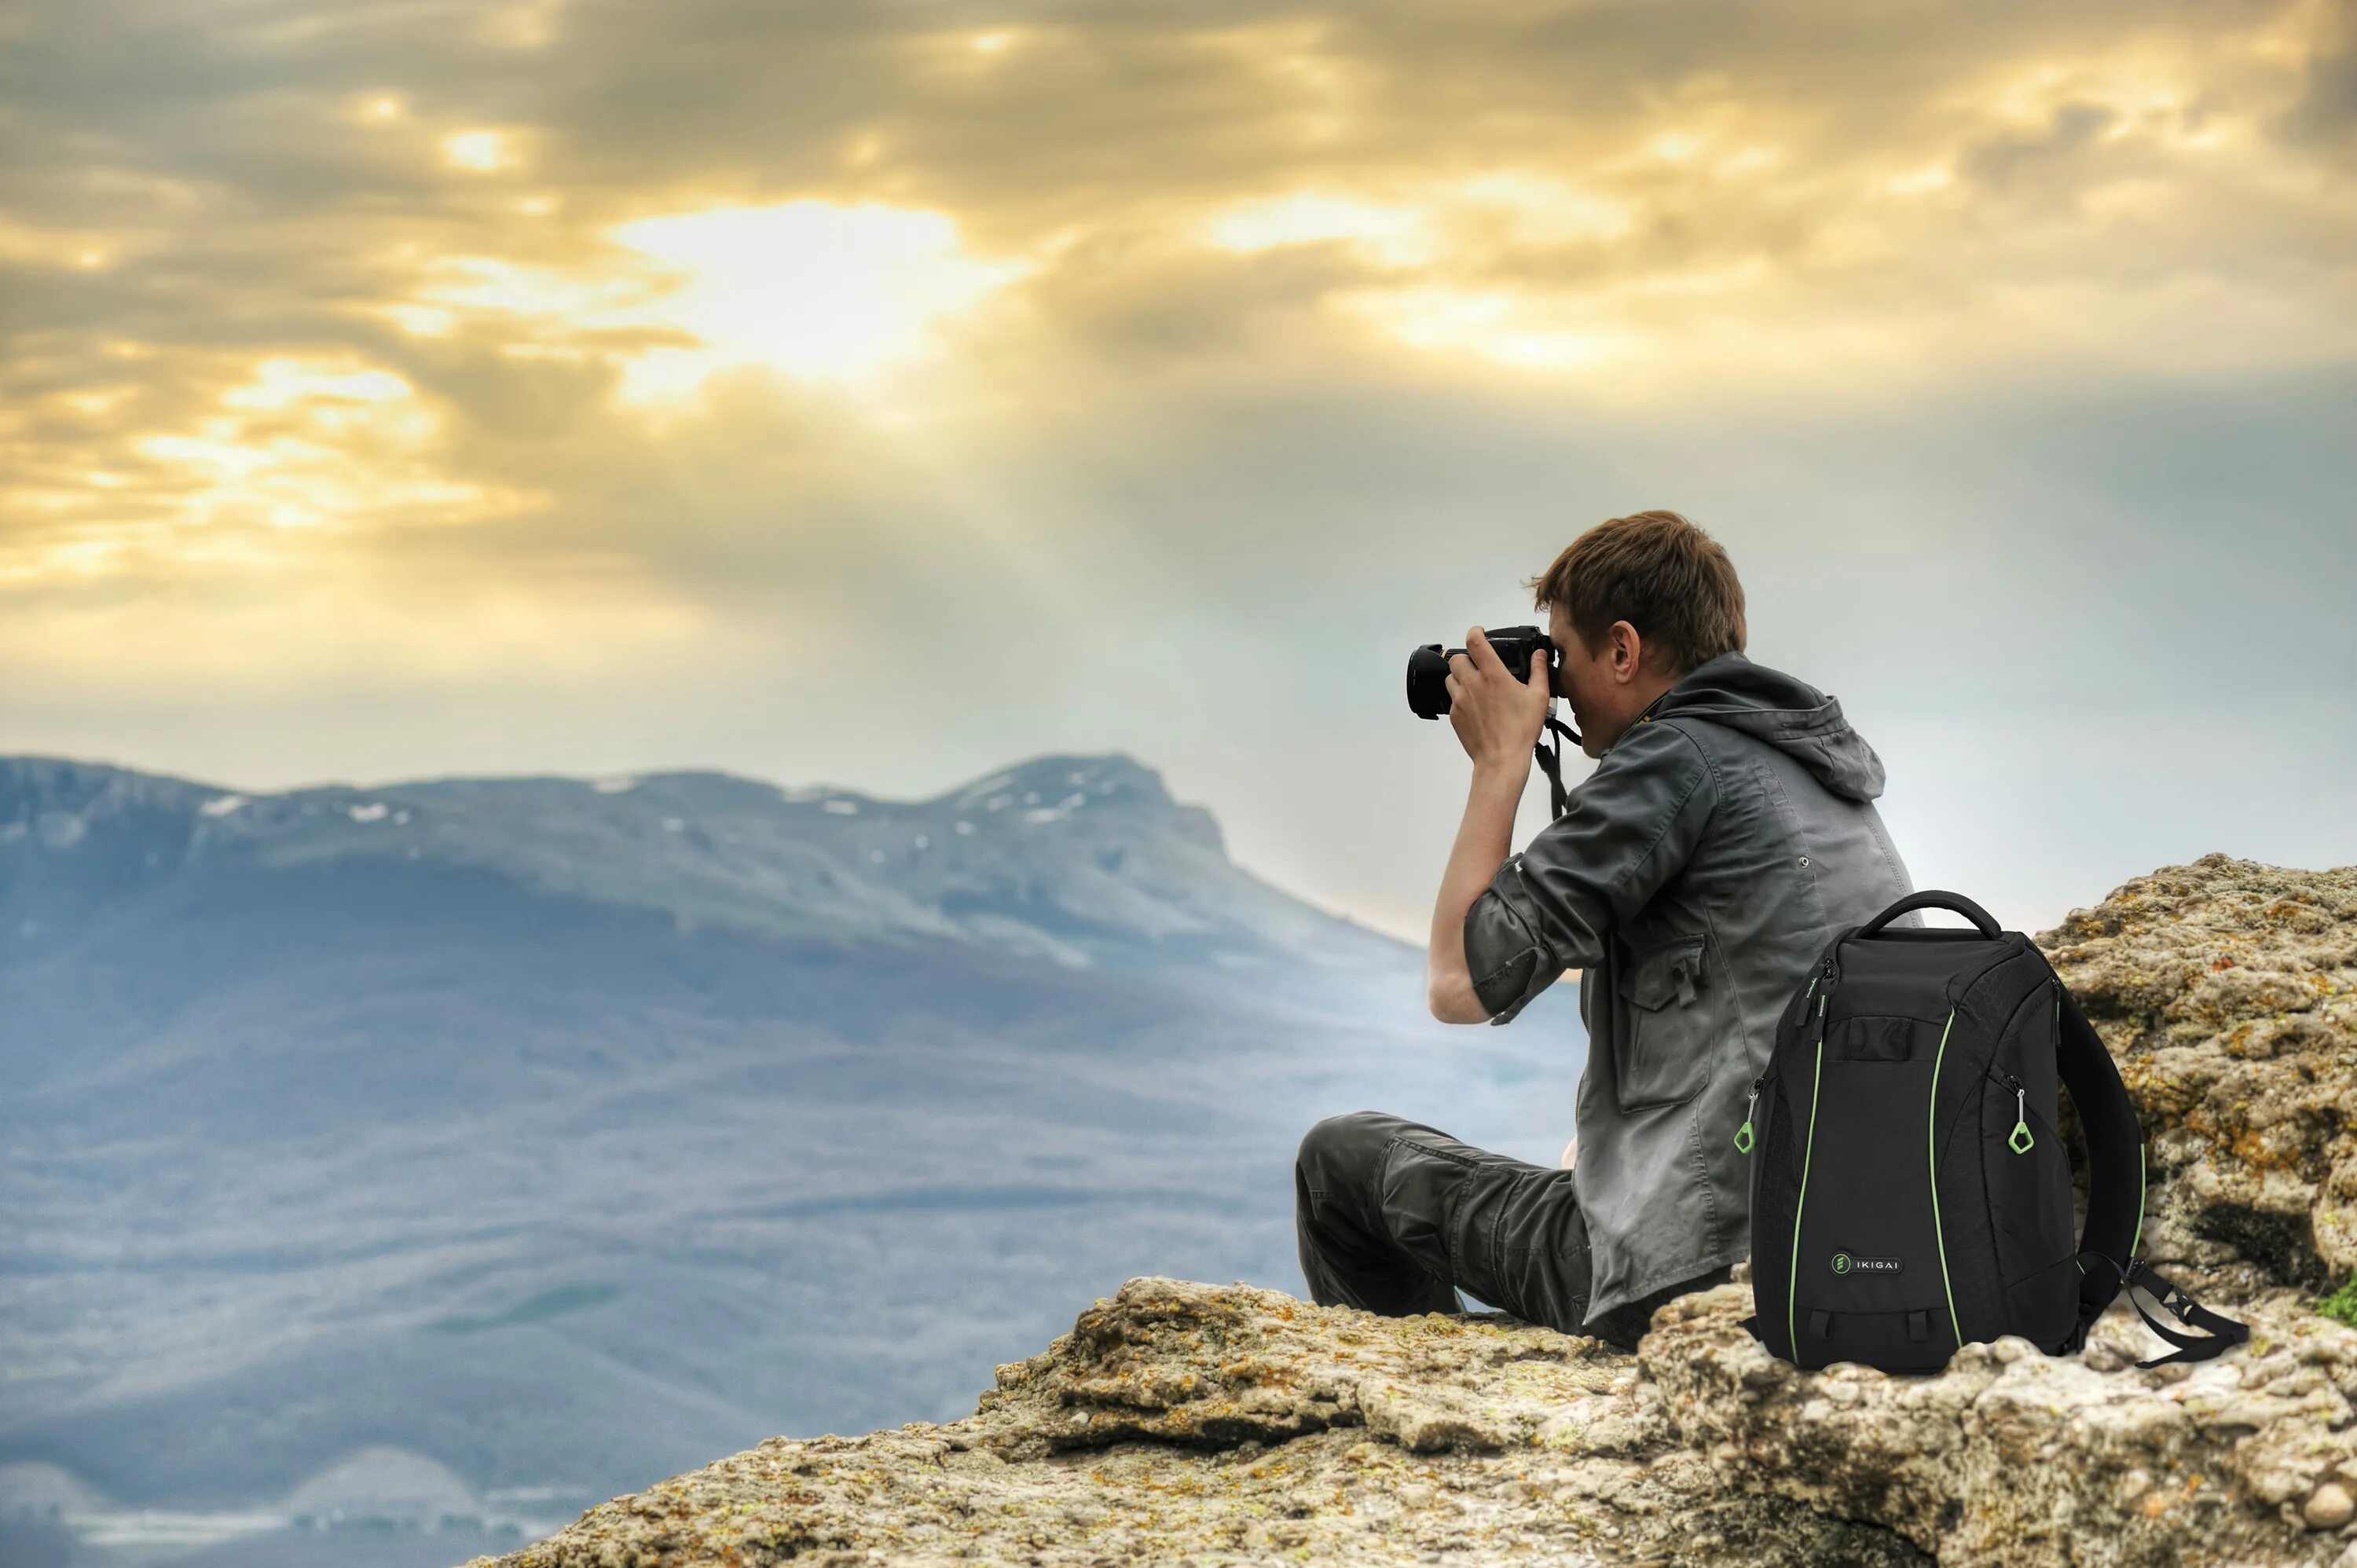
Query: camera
[{"left": 1406, "top": 625, "right": 1562, "bottom": 719}]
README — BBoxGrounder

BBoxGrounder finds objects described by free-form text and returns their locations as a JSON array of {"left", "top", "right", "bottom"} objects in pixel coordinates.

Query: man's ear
[{"left": 1611, "top": 621, "right": 1644, "bottom": 682}]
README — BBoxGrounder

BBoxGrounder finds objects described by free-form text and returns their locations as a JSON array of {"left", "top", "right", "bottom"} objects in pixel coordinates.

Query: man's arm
[
  {"left": 1428, "top": 761, "right": 1527, "bottom": 1022},
  {"left": 1450, "top": 719, "right": 1718, "bottom": 1027},
  {"left": 1424, "top": 626, "right": 1553, "bottom": 1022}
]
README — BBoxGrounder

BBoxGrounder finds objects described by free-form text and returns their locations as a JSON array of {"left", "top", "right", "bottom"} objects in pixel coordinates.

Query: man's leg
[
  {"left": 1295, "top": 1111, "right": 1732, "bottom": 1349},
  {"left": 1292, "top": 1111, "right": 1463, "bottom": 1317},
  {"left": 1294, "top": 1110, "right": 1596, "bottom": 1334}
]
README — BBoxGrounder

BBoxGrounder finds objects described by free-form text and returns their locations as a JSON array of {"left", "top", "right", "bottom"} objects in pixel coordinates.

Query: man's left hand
[{"left": 1446, "top": 625, "right": 1552, "bottom": 772}]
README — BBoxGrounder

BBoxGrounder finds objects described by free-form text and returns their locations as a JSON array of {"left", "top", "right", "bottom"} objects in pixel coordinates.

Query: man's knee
[{"left": 1296, "top": 1111, "right": 1395, "bottom": 1195}]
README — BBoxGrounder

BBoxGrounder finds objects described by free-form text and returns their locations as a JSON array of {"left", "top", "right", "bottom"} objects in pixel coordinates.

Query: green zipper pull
[
  {"left": 1733, "top": 1073, "right": 1764, "bottom": 1152},
  {"left": 2004, "top": 1072, "right": 2034, "bottom": 1153}
]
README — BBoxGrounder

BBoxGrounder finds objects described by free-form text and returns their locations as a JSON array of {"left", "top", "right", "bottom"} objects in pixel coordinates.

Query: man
[{"left": 1294, "top": 510, "right": 1920, "bottom": 1350}]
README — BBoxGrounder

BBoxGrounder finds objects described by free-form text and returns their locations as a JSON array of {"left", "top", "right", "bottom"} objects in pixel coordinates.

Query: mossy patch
[{"left": 2312, "top": 1273, "right": 2357, "bottom": 1328}]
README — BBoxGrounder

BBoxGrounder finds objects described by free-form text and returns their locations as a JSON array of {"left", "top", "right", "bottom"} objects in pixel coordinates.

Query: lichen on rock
[{"left": 469, "top": 855, "right": 2357, "bottom": 1567}]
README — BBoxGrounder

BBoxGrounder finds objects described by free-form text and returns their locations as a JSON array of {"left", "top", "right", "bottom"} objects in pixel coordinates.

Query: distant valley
[{"left": 0, "top": 752, "right": 1588, "bottom": 1568}]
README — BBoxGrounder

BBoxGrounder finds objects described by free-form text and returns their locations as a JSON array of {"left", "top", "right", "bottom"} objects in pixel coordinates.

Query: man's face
[{"left": 1547, "top": 605, "right": 1633, "bottom": 758}]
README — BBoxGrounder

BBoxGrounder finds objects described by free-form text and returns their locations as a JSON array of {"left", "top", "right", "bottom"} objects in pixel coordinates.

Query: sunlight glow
[
  {"left": 1204, "top": 193, "right": 1431, "bottom": 263},
  {"left": 416, "top": 255, "right": 648, "bottom": 318},
  {"left": 1204, "top": 175, "right": 1632, "bottom": 268},
  {"left": 1441, "top": 172, "right": 1635, "bottom": 245},
  {"left": 442, "top": 130, "right": 523, "bottom": 173},
  {"left": 1337, "top": 287, "right": 1628, "bottom": 370},
  {"left": 1886, "top": 164, "right": 1955, "bottom": 196},
  {"left": 372, "top": 302, "right": 459, "bottom": 337},
  {"left": 222, "top": 359, "right": 413, "bottom": 411},
  {"left": 20, "top": 354, "right": 552, "bottom": 567},
  {"left": 475, "top": 0, "right": 567, "bottom": 50},
  {"left": 598, "top": 200, "right": 1029, "bottom": 391}
]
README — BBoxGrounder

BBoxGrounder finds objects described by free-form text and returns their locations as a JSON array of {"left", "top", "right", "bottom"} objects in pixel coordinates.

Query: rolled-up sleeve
[{"left": 1464, "top": 720, "right": 1717, "bottom": 1025}]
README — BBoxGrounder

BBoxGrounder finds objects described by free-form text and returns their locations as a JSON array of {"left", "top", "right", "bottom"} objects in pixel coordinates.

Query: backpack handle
[{"left": 1857, "top": 889, "right": 2004, "bottom": 940}]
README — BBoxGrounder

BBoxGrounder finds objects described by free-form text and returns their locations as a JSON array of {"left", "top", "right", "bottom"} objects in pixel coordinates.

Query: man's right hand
[
  {"left": 1560, "top": 1136, "right": 1578, "bottom": 1171},
  {"left": 1445, "top": 625, "right": 1552, "bottom": 775}
]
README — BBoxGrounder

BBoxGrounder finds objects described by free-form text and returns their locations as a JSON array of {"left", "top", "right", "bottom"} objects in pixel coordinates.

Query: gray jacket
[{"left": 1463, "top": 650, "right": 1919, "bottom": 1328}]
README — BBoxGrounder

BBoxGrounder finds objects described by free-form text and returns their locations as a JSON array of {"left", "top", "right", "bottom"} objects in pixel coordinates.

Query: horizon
[
  {"left": 1, "top": 744, "right": 1425, "bottom": 943},
  {"left": 6, "top": 740, "right": 2319, "bottom": 950}
]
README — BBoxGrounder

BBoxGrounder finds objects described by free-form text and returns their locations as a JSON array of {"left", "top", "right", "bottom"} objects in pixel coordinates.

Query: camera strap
[
  {"left": 1534, "top": 685, "right": 1672, "bottom": 819},
  {"left": 1534, "top": 716, "right": 1579, "bottom": 819}
]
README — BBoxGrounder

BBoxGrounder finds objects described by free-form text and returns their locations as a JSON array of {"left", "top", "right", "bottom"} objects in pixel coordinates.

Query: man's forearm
[{"left": 1427, "top": 760, "right": 1528, "bottom": 1021}]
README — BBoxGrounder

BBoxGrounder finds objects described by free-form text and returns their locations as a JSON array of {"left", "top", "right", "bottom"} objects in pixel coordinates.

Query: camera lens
[{"left": 1406, "top": 643, "right": 1452, "bottom": 719}]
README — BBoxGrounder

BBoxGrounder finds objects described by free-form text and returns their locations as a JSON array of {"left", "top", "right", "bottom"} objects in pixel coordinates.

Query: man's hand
[{"left": 1446, "top": 626, "right": 1553, "bottom": 773}]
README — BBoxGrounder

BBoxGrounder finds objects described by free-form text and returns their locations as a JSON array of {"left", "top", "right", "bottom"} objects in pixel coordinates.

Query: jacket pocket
[{"left": 1613, "top": 932, "right": 1717, "bottom": 1110}]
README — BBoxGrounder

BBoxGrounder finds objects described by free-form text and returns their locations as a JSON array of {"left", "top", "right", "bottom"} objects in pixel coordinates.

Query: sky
[{"left": 3, "top": 0, "right": 2352, "bottom": 945}]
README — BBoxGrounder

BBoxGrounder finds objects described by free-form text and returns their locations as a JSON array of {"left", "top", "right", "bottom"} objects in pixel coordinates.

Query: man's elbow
[{"left": 1427, "top": 972, "right": 1490, "bottom": 1026}]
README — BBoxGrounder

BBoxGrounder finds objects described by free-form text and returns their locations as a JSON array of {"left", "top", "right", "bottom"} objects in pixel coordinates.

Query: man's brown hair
[{"left": 1524, "top": 510, "right": 1746, "bottom": 680}]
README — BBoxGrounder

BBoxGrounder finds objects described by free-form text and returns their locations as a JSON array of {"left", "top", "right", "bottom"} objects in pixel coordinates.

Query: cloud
[
  {"left": 0, "top": 0, "right": 2352, "bottom": 936},
  {"left": 2279, "top": 16, "right": 2357, "bottom": 144},
  {"left": 1962, "top": 101, "right": 2122, "bottom": 186}
]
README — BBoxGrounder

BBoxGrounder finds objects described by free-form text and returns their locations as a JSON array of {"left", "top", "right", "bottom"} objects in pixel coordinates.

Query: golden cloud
[{"left": 0, "top": 0, "right": 2349, "bottom": 690}]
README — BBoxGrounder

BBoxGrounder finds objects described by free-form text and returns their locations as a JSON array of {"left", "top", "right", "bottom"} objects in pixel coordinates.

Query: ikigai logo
[{"left": 1829, "top": 1250, "right": 1903, "bottom": 1275}]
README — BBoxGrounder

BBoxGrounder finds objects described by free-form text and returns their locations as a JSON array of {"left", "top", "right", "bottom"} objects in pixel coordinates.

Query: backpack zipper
[
  {"left": 1748, "top": 958, "right": 1833, "bottom": 1152},
  {"left": 1734, "top": 1068, "right": 1772, "bottom": 1152},
  {"left": 1788, "top": 1029, "right": 1826, "bottom": 1362},
  {"left": 1926, "top": 1007, "right": 1963, "bottom": 1349},
  {"left": 1982, "top": 1064, "right": 2040, "bottom": 1154},
  {"left": 2001, "top": 1070, "right": 2034, "bottom": 1153}
]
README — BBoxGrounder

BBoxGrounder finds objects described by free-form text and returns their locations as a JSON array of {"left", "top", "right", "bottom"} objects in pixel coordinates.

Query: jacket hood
[{"left": 1623, "top": 650, "right": 1889, "bottom": 802}]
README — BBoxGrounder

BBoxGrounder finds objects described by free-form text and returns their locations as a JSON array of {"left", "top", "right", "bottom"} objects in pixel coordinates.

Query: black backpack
[{"left": 1735, "top": 889, "right": 2251, "bottom": 1373}]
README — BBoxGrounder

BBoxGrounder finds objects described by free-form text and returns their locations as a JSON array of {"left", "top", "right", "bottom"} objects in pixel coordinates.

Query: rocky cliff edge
[{"left": 468, "top": 854, "right": 2357, "bottom": 1567}]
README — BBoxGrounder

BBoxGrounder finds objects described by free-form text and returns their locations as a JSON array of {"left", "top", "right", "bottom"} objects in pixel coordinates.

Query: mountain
[
  {"left": 0, "top": 752, "right": 1588, "bottom": 1567},
  {"left": 1, "top": 750, "right": 1403, "bottom": 989}
]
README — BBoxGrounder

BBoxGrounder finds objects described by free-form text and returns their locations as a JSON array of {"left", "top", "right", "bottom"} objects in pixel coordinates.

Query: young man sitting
[{"left": 1294, "top": 510, "right": 1922, "bottom": 1350}]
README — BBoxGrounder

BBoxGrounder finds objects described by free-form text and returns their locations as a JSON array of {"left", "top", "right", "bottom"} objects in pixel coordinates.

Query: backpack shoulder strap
[
  {"left": 2056, "top": 979, "right": 2143, "bottom": 1346},
  {"left": 2055, "top": 981, "right": 2249, "bottom": 1365},
  {"left": 2117, "top": 1260, "right": 2253, "bottom": 1368}
]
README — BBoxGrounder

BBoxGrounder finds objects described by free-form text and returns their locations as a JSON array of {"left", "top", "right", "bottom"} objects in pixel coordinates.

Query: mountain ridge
[{"left": 0, "top": 749, "right": 1410, "bottom": 977}]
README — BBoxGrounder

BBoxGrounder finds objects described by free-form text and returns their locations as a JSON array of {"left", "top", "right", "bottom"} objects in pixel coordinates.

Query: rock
[
  {"left": 464, "top": 1274, "right": 2357, "bottom": 1567},
  {"left": 2039, "top": 854, "right": 2357, "bottom": 1299},
  {"left": 467, "top": 858, "right": 2357, "bottom": 1568}
]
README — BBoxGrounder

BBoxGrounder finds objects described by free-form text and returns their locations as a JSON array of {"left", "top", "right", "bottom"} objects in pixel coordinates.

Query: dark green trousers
[{"left": 1292, "top": 1109, "right": 1731, "bottom": 1351}]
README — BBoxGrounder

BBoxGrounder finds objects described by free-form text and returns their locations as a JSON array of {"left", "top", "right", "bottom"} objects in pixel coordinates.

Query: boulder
[{"left": 2041, "top": 855, "right": 2357, "bottom": 1299}]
